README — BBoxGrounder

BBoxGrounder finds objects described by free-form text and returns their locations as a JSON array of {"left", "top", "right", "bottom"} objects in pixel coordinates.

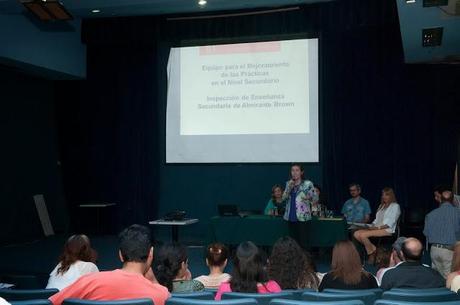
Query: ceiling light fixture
[
  {"left": 91, "top": 9, "right": 100, "bottom": 13},
  {"left": 198, "top": 0, "right": 207, "bottom": 6},
  {"left": 20, "top": 0, "right": 73, "bottom": 21}
]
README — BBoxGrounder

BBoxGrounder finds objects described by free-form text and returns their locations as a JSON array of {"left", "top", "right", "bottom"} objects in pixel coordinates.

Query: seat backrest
[
  {"left": 171, "top": 291, "right": 215, "bottom": 300},
  {"left": 301, "top": 291, "right": 376, "bottom": 305},
  {"left": 10, "top": 300, "right": 52, "bottom": 305},
  {"left": 322, "top": 288, "right": 383, "bottom": 299},
  {"left": 222, "top": 292, "right": 295, "bottom": 305},
  {"left": 382, "top": 289, "right": 460, "bottom": 302},
  {"left": 375, "top": 300, "right": 460, "bottom": 305},
  {"left": 63, "top": 299, "right": 154, "bottom": 305},
  {"left": 270, "top": 298, "right": 365, "bottom": 305},
  {"left": 1, "top": 275, "right": 43, "bottom": 289},
  {"left": 166, "top": 297, "right": 258, "bottom": 305},
  {"left": 281, "top": 289, "right": 315, "bottom": 299},
  {"left": 0, "top": 289, "right": 59, "bottom": 301}
]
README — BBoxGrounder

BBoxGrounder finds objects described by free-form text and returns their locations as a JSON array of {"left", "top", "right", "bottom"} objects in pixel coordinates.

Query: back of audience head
[
  {"left": 434, "top": 184, "right": 453, "bottom": 203},
  {"left": 331, "top": 240, "right": 369, "bottom": 284},
  {"left": 118, "top": 224, "right": 152, "bottom": 264},
  {"left": 231, "top": 241, "right": 268, "bottom": 293},
  {"left": 391, "top": 237, "right": 407, "bottom": 265},
  {"left": 153, "top": 243, "right": 188, "bottom": 292},
  {"left": 401, "top": 237, "right": 423, "bottom": 262},
  {"left": 206, "top": 243, "right": 228, "bottom": 269},
  {"left": 58, "top": 234, "right": 97, "bottom": 275},
  {"left": 375, "top": 247, "right": 391, "bottom": 270},
  {"left": 268, "top": 236, "right": 319, "bottom": 290}
]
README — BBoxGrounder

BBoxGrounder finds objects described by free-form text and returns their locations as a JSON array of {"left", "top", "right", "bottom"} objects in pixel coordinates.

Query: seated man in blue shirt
[{"left": 341, "top": 183, "right": 371, "bottom": 223}]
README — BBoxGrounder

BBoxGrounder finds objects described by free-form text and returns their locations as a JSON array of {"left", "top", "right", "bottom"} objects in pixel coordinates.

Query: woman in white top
[
  {"left": 194, "top": 243, "right": 231, "bottom": 289},
  {"left": 46, "top": 234, "right": 99, "bottom": 290},
  {"left": 353, "top": 187, "right": 401, "bottom": 261}
]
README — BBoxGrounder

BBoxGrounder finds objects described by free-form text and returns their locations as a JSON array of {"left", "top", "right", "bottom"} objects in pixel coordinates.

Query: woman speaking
[{"left": 282, "top": 163, "right": 318, "bottom": 244}]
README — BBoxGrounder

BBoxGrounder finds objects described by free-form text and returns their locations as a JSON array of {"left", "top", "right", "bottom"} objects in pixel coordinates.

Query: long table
[{"left": 209, "top": 215, "right": 348, "bottom": 247}]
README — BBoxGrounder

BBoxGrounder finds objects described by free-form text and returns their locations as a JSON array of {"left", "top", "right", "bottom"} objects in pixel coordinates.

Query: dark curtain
[
  {"left": 56, "top": 0, "right": 460, "bottom": 236},
  {"left": 57, "top": 44, "right": 159, "bottom": 231}
]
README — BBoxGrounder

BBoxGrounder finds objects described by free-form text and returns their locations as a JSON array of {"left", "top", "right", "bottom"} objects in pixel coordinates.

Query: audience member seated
[
  {"left": 215, "top": 241, "right": 281, "bottom": 300},
  {"left": 264, "top": 184, "right": 286, "bottom": 216},
  {"left": 311, "top": 185, "right": 326, "bottom": 217},
  {"left": 318, "top": 240, "right": 378, "bottom": 291},
  {"left": 153, "top": 243, "right": 204, "bottom": 293},
  {"left": 424, "top": 187, "right": 460, "bottom": 279},
  {"left": 49, "top": 225, "right": 169, "bottom": 305},
  {"left": 194, "top": 243, "right": 231, "bottom": 289},
  {"left": 342, "top": 183, "right": 371, "bottom": 223},
  {"left": 353, "top": 187, "right": 401, "bottom": 262},
  {"left": 380, "top": 237, "right": 445, "bottom": 290},
  {"left": 446, "top": 242, "right": 460, "bottom": 292},
  {"left": 375, "top": 247, "right": 391, "bottom": 284},
  {"left": 376, "top": 237, "right": 406, "bottom": 284},
  {"left": 268, "top": 236, "right": 320, "bottom": 290},
  {"left": 46, "top": 235, "right": 99, "bottom": 290}
]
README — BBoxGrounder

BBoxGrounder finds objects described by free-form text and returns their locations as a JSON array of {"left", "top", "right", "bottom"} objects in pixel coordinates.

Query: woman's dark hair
[
  {"left": 152, "top": 243, "right": 187, "bottom": 292},
  {"left": 375, "top": 247, "right": 391, "bottom": 269},
  {"left": 290, "top": 163, "right": 305, "bottom": 179},
  {"left": 58, "top": 235, "right": 97, "bottom": 275},
  {"left": 230, "top": 241, "right": 268, "bottom": 293},
  {"left": 206, "top": 243, "right": 229, "bottom": 267},
  {"left": 330, "top": 240, "right": 370, "bottom": 285},
  {"left": 268, "top": 236, "right": 319, "bottom": 290}
]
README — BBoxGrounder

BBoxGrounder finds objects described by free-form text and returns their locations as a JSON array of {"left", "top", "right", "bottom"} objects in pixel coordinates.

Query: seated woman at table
[
  {"left": 46, "top": 234, "right": 98, "bottom": 290},
  {"left": 268, "top": 236, "right": 320, "bottom": 290},
  {"left": 153, "top": 243, "right": 204, "bottom": 292},
  {"left": 194, "top": 243, "right": 231, "bottom": 289},
  {"left": 353, "top": 187, "right": 401, "bottom": 261},
  {"left": 215, "top": 241, "right": 281, "bottom": 300},
  {"left": 319, "top": 240, "right": 378, "bottom": 291},
  {"left": 311, "top": 185, "right": 327, "bottom": 217},
  {"left": 264, "top": 184, "right": 286, "bottom": 216}
]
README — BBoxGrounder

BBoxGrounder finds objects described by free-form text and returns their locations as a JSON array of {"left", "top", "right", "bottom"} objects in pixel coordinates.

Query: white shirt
[
  {"left": 194, "top": 273, "right": 231, "bottom": 289},
  {"left": 46, "top": 260, "right": 99, "bottom": 290},
  {"left": 372, "top": 202, "right": 401, "bottom": 233},
  {"left": 450, "top": 274, "right": 460, "bottom": 293},
  {"left": 0, "top": 297, "right": 10, "bottom": 305}
]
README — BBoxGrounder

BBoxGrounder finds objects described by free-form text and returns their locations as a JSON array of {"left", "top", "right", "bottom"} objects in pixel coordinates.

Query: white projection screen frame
[{"left": 166, "top": 38, "right": 319, "bottom": 163}]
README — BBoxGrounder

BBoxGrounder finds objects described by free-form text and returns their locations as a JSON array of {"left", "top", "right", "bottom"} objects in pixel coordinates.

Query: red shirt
[{"left": 49, "top": 269, "right": 170, "bottom": 305}]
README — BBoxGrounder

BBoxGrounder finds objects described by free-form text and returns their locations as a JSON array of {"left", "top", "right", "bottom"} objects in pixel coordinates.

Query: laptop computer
[{"left": 218, "top": 204, "right": 240, "bottom": 217}]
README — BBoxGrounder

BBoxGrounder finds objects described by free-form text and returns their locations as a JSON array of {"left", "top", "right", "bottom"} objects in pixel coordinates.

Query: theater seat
[
  {"left": 63, "top": 299, "right": 154, "bottom": 305},
  {"left": 166, "top": 297, "right": 257, "bottom": 305},
  {"left": 375, "top": 301, "right": 460, "bottom": 305},
  {"left": 222, "top": 292, "right": 295, "bottom": 305},
  {"left": 270, "top": 298, "right": 364, "bottom": 305},
  {"left": 281, "top": 289, "right": 315, "bottom": 299},
  {"left": 171, "top": 292, "right": 215, "bottom": 300},
  {"left": 0, "top": 289, "right": 59, "bottom": 301},
  {"left": 10, "top": 300, "right": 52, "bottom": 305},
  {"left": 322, "top": 288, "right": 383, "bottom": 299},
  {"left": 381, "top": 289, "right": 460, "bottom": 302},
  {"left": 301, "top": 291, "right": 376, "bottom": 305}
]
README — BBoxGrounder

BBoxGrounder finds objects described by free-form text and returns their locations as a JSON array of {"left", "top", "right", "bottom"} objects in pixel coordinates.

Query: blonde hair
[{"left": 379, "top": 187, "right": 397, "bottom": 210}]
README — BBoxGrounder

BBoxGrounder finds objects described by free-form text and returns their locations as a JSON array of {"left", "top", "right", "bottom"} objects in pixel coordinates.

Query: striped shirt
[{"left": 423, "top": 202, "right": 460, "bottom": 246}]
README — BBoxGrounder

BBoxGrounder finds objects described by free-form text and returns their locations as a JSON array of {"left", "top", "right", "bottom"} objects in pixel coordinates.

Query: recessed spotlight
[
  {"left": 198, "top": 0, "right": 207, "bottom": 6},
  {"left": 91, "top": 9, "right": 101, "bottom": 13}
]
